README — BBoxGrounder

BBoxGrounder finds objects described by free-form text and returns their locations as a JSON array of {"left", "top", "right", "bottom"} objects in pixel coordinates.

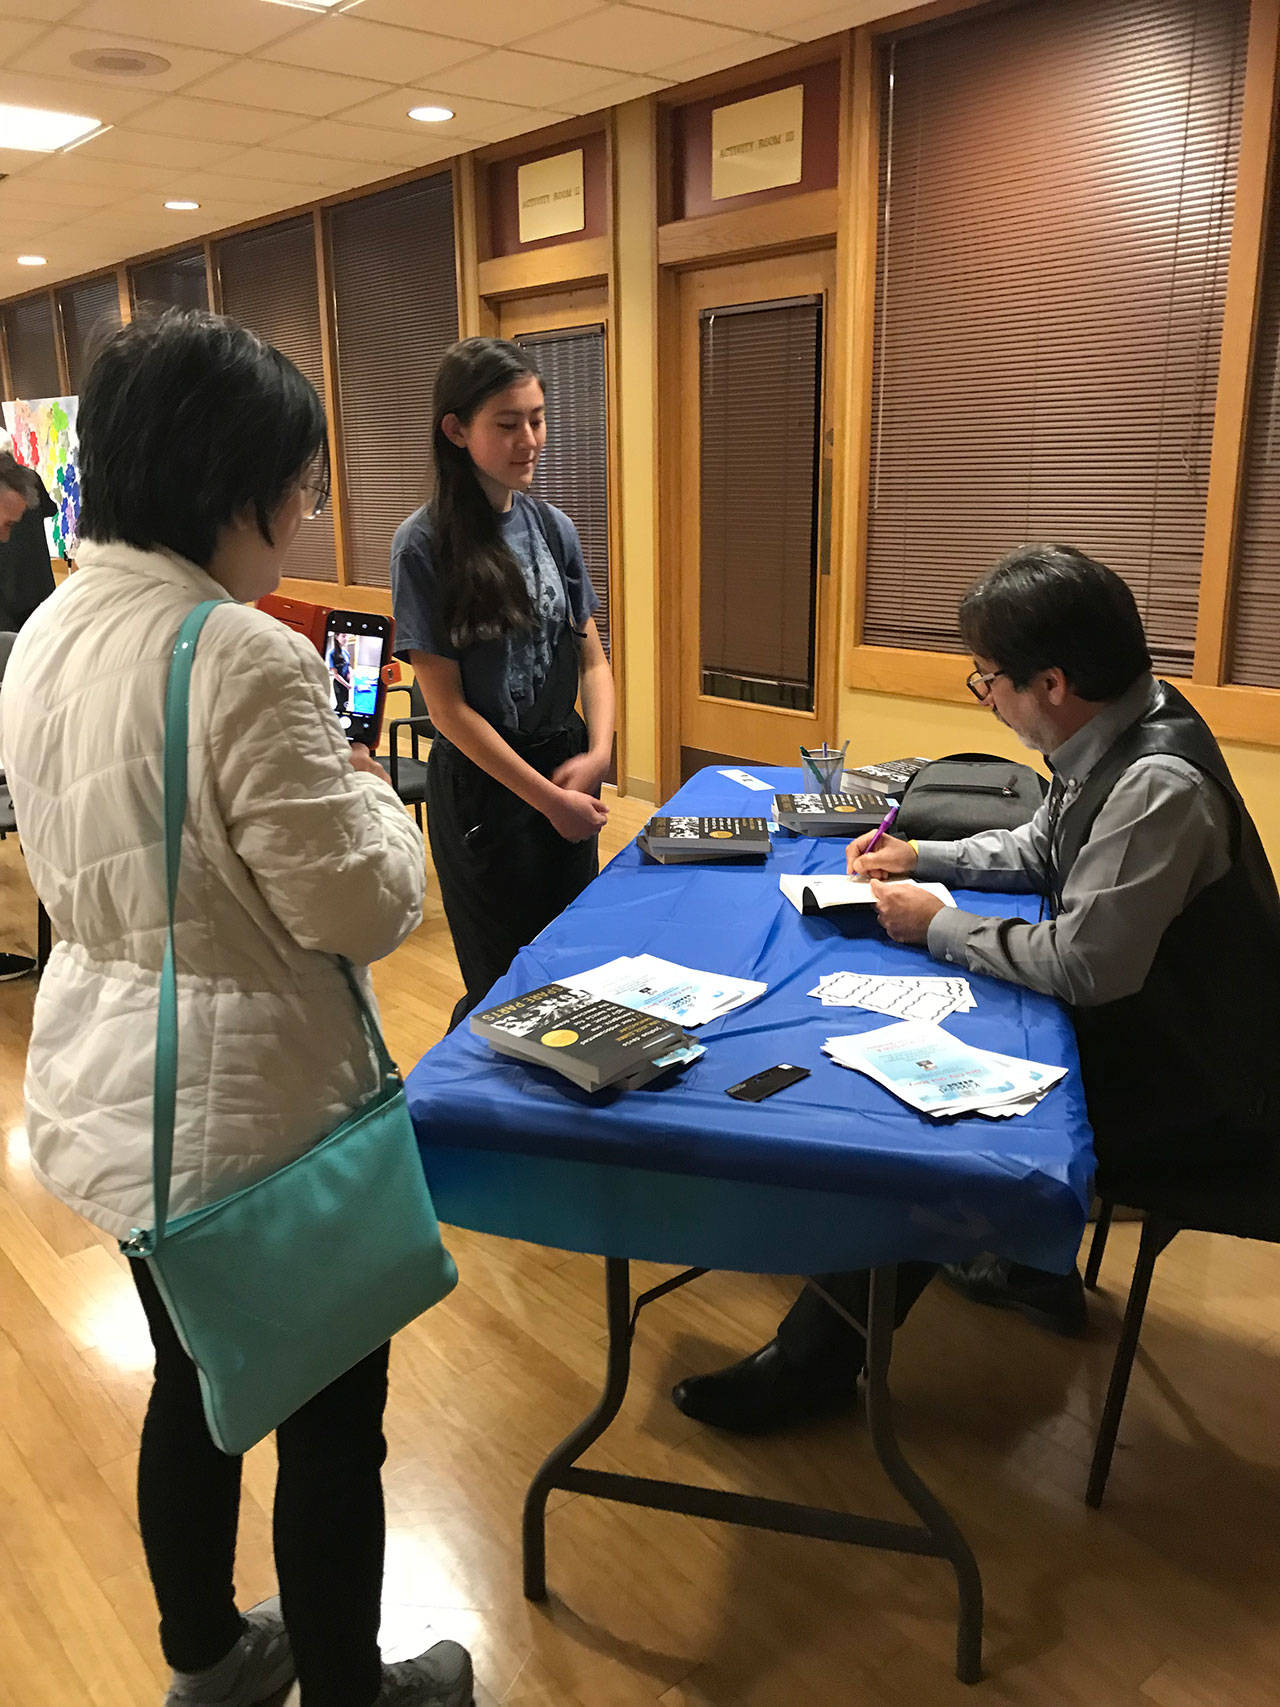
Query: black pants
[
  {"left": 775, "top": 1118, "right": 1263, "bottom": 1372},
  {"left": 777, "top": 1263, "right": 940, "bottom": 1372},
  {"left": 426, "top": 730, "right": 598, "bottom": 1030},
  {"left": 131, "top": 1261, "right": 389, "bottom": 1707}
]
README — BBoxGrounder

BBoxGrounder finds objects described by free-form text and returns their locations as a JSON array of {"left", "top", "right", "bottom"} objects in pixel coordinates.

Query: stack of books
[
  {"left": 638, "top": 815, "right": 771, "bottom": 863},
  {"left": 841, "top": 756, "right": 931, "bottom": 795},
  {"left": 471, "top": 983, "right": 701, "bottom": 1092},
  {"left": 773, "top": 792, "right": 886, "bottom": 835}
]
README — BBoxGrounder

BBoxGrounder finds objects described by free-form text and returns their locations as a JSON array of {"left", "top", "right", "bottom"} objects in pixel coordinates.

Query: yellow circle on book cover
[
  {"left": 710, "top": 829, "right": 732, "bottom": 837},
  {"left": 541, "top": 1028, "right": 580, "bottom": 1047},
  {"left": 833, "top": 803, "right": 857, "bottom": 811}
]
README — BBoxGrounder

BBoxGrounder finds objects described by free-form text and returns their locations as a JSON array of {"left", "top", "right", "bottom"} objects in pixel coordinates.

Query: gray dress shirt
[{"left": 918, "top": 675, "right": 1232, "bottom": 1007}]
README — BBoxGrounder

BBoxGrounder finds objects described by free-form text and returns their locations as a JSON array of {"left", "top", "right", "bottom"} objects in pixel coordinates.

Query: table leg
[
  {"left": 523, "top": 1255, "right": 633, "bottom": 1600},
  {"left": 863, "top": 1265, "right": 984, "bottom": 1685},
  {"left": 524, "top": 1258, "right": 984, "bottom": 1685}
]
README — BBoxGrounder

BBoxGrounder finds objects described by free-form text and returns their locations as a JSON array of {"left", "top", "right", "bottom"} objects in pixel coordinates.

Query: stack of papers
[
  {"left": 560, "top": 954, "right": 767, "bottom": 1029},
  {"left": 822, "top": 1020, "right": 1067, "bottom": 1119},
  {"left": 809, "top": 971, "right": 975, "bottom": 1024}
]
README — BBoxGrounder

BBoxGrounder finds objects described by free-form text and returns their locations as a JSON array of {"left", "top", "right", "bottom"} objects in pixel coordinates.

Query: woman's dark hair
[
  {"left": 78, "top": 308, "right": 327, "bottom": 569},
  {"left": 958, "top": 544, "right": 1152, "bottom": 701},
  {"left": 430, "top": 337, "right": 543, "bottom": 647}
]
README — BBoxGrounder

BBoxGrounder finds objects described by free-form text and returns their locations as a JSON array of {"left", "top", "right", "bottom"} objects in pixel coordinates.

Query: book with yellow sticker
[
  {"left": 470, "top": 983, "right": 698, "bottom": 1092},
  {"left": 638, "top": 815, "right": 771, "bottom": 864},
  {"left": 773, "top": 792, "right": 885, "bottom": 836}
]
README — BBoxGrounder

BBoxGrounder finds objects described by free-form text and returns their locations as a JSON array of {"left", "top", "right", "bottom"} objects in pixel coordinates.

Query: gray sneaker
[
  {"left": 374, "top": 1640, "right": 474, "bottom": 1705},
  {"left": 164, "top": 1597, "right": 295, "bottom": 1706}
]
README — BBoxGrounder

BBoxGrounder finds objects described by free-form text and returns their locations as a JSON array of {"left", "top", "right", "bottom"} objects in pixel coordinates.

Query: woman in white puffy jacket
[{"left": 0, "top": 313, "right": 473, "bottom": 1707}]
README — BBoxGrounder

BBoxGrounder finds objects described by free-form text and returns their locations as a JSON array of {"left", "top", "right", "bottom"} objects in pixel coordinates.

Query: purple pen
[{"left": 863, "top": 800, "right": 899, "bottom": 854}]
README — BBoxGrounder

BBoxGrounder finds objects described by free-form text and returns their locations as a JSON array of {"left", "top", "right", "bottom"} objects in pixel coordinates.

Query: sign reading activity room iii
[
  {"left": 711, "top": 85, "right": 804, "bottom": 202},
  {"left": 517, "top": 149, "right": 585, "bottom": 244}
]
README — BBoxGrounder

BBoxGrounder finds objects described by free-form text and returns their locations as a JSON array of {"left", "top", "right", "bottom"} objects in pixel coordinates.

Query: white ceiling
[{"left": 0, "top": 0, "right": 894, "bottom": 302}]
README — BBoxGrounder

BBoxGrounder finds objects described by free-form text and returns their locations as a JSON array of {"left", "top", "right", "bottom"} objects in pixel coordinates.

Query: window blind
[
  {"left": 3, "top": 293, "right": 60, "bottom": 399},
  {"left": 864, "top": 0, "right": 1248, "bottom": 674},
  {"left": 699, "top": 296, "right": 821, "bottom": 710},
  {"left": 216, "top": 216, "right": 336, "bottom": 584},
  {"left": 516, "top": 324, "right": 612, "bottom": 656},
  {"left": 130, "top": 249, "right": 210, "bottom": 315},
  {"left": 327, "top": 173, "right": 458, "bottom": 588},
  {"left": 58, "top": 274, "right": 122, "bottom": 393}
]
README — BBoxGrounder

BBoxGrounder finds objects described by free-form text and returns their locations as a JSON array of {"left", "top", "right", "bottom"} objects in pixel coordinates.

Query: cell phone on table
[
  {"left": 323, "top": 609, "right": 394, "bottom": 749},
  {"left": 726, "top": 1064, "right": 811, "bottom": 1102}
]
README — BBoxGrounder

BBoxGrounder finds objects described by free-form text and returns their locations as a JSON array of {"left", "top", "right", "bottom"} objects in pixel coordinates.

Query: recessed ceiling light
[
  {"left": 17, "top": 255, "right": 48, "bottom": 267},
  {"left": 0, "top": 102, "right": 103, "bottom": 153},
  {"left": 408, "top": 105, "right": 454, "bottom": 124},
  {"left": 165, "top": 199, "right": 200, "bottom": 211}
]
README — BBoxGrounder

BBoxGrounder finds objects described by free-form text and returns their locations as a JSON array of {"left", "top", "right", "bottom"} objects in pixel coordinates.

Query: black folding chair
[
  {"left": 1083, "top": 1156, "right": 1280, "bottom": 1506},
  {"left": 375, "top": 680, "right": 434, "bottom": 830}
]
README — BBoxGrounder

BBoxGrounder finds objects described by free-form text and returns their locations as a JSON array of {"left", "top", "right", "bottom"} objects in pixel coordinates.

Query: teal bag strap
[
  {"left": 131, "top": 599, "right": 401, "bottom": 1257},
  {"left": 144, "top": 600, "right": 222, "bottom": 1254}
]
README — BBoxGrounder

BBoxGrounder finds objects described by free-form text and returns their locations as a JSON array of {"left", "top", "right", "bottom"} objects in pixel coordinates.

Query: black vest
[{"left": 1054, "top": 682, "right": 1280, "bottom": 1164}]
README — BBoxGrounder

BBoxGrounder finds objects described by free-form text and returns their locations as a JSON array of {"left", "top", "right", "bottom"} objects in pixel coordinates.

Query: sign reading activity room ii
[
  {"left": 711, "top": 84, "right": 804, "bottom": 202},
  {"left": 517, "top": 149, "right": 585, "bottom": 244}
]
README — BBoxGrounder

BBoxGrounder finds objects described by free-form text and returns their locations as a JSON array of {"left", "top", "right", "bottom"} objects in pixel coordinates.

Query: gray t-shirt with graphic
[{"left": 391, "top": 494, "right": 598, "bottom": 733}]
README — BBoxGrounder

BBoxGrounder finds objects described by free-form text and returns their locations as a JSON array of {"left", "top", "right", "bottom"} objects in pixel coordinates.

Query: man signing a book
[{"left": 673, "top": 543, "right": 1280, "bottom": 1434}]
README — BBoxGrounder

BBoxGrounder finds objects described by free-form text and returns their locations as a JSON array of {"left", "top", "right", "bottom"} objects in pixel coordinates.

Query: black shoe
[
  {"left": 672, "top": 1340, "right": 859, "bottom": 1435},
  {"left": 941, "top": 1255, "right": 1087, "bottom": 1336},
  {"left": 0, "top": 953, "right": 36, "bottom": 982}
]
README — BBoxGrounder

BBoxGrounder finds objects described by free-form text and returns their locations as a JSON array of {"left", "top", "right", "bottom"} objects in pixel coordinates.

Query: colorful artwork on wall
[{"left": 2, "top": 395, "right": 81, "bottom": 559}]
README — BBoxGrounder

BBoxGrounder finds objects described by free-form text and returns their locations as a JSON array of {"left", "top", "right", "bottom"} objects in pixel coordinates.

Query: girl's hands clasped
[{"left": 545, "top": 787, "right": 609, "bottom": 843}]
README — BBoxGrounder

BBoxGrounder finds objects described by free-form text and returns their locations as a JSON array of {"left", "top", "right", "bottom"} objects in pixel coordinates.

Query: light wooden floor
[{"left": 2, "top": 795, "right": 1280, "bottom": 1706}]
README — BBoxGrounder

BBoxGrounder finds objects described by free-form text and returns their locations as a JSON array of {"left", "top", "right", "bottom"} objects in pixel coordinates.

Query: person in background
[
  {"left": 0, "top": 437, "right": 57, "bottom": 631},
  {"left": 673, "top": 545, "right": 1280, "bottom": 1435},
  {"left": 0, "top": 311, "right": 473, "bottom": 1707},
  {"left": 392, "top": 337, "right": 615, "bottom": 1028}
]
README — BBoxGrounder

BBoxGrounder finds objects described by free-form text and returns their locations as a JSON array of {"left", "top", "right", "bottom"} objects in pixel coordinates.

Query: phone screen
[{"left": 323, "top": 610, "right": 392, "bottom": 747}]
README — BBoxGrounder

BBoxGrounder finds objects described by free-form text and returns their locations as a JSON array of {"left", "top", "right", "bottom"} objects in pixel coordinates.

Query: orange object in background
[{"left": 257, "top": 592, "right": 329, "bottom": 651}]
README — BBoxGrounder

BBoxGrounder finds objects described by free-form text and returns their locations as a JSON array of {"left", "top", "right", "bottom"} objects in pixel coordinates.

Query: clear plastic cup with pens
[{"left": 800, "top": 741, "right": 847, "bottom": 792}]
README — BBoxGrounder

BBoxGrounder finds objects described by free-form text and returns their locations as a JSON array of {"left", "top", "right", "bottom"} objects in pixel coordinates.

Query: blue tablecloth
[{"left": 408, "top": 767, "right": 1095, "bottom": 1276}]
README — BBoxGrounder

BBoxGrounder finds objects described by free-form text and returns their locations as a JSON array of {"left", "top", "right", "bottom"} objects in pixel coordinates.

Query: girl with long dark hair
[{"left": 391, "top": 338, "right": 615, "bottom": 1026}]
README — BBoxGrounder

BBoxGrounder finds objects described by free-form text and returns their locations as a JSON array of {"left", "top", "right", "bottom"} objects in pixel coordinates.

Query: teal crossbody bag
[{"left": 123, "top": 600, "right": 457, "bottom": 1456}]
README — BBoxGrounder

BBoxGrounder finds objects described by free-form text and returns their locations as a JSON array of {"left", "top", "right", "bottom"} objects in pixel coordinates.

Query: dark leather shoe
[
  {"left": 942, "top": 1255, "right": 1087, "bottom": 1336},
  {"left": 672, "top": 1340, "right": 859, "bottom": 1434}
]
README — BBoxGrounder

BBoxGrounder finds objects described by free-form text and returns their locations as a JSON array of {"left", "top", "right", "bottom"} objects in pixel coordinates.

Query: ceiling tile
[
  {"left": 622, "top": 0, "right": 819, "bottom": 34},
  {"left": 426, "top": 48, "right": 630, "bottom": 107},
  {"left": 20, "top": 150, "right": 172, "bottom": 192},
  {"left": 0, "top": 18, "right": 49, "bottom": 60},
  {"left": 211, "top": 145, "right": 380, "bottom": 189},
  {"left": 557, "top": 72, "right": 670, "bottom": 115},
  {"left": 518, "top": 5, "right": 754, "bottom": 73},
  {"left": 1, "top": 0, "right": 82, "bottom": 20},
  {"left": 164, "top": 166, "right": 321, "bottom": 206},
  {"left": 339, "top": 85, "right": 550, "bottom": 136},
  {"left": 268, "top": 117, "right": 444, "bottom": 165},
  {"left": 0, "top": 172, "right": 119, "bottom": 206},
  {"left": 786, "top": 0, "right": 896, "bottom": 40},
  {"left": 357, "top": 0, "right": 603, "bottom": 50},
  {"left": 126, "top": 95, "right": 316, "bottom": 144},
  {"left": 265, "top": 15, "right": 481, "bottom": 84},
  {"left": 180, "top": 59, "right": 390, "bottom": 120},
  {"left": 8, "top": 25, "right": 231, "bottom": 95},
  {"left": 67, "top": 0, "right": 307, "bottom": 56},
  {"left": 69, "top": 125, "right": 239, "bottom": 170},
  {"left": 0, "top": 65, "right": 159, "bottom": 123},
  {"left": 655, "top": 34, "right": 793, "bottom": 83}
]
